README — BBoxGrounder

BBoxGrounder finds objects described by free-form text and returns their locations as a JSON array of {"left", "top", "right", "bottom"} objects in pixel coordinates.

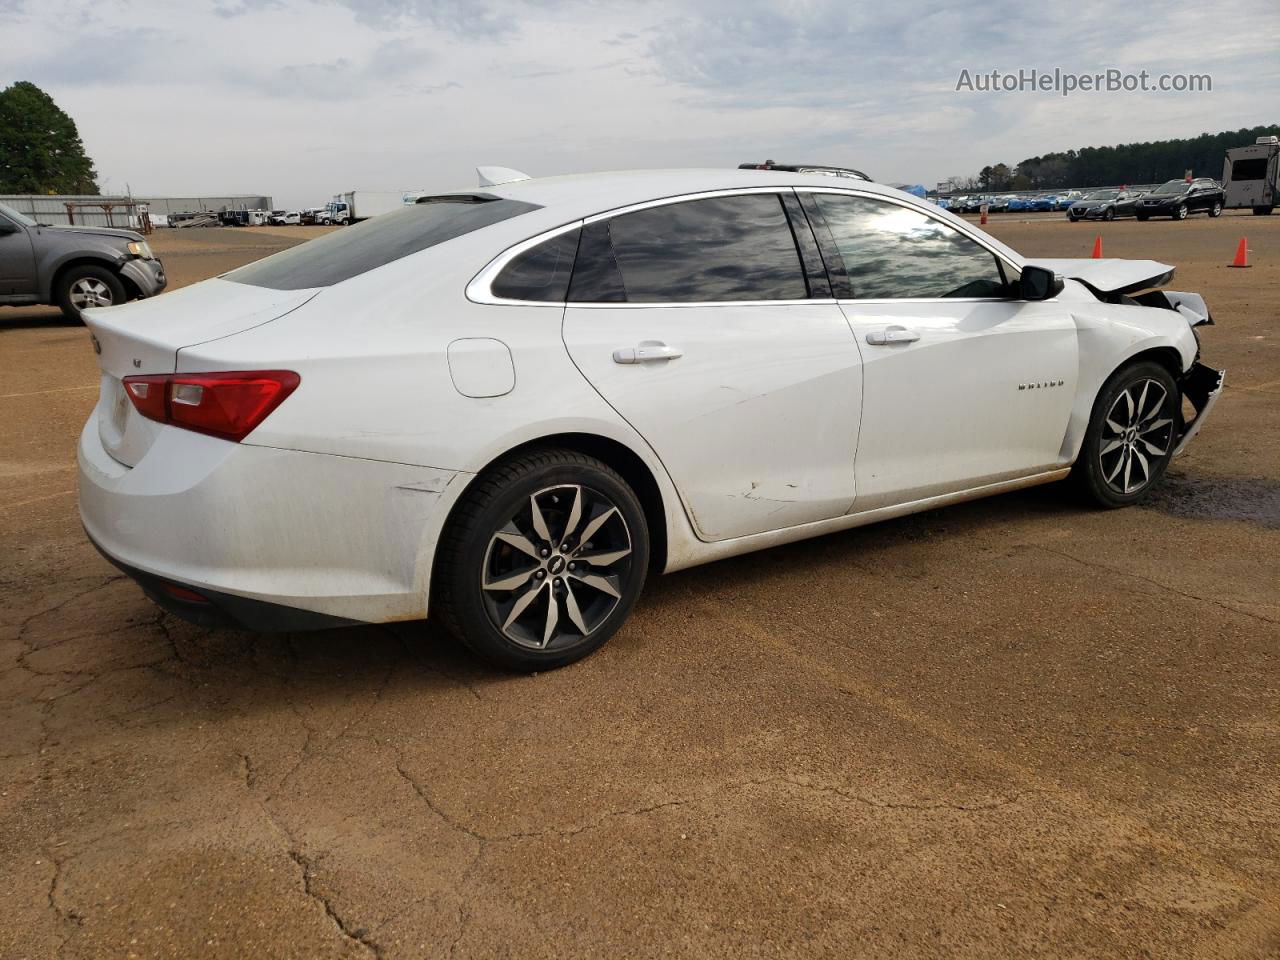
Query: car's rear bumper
[{"left": 77, "top": 415, "right": 462, "bottom": 628}]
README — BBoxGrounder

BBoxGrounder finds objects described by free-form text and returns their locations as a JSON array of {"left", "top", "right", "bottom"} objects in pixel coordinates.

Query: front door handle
[
  {"left": 613, "top": 340, "right": 684, "bottom": 364},
  {"left": 865, "top": 325, "right": 921, "bottom": 346}
]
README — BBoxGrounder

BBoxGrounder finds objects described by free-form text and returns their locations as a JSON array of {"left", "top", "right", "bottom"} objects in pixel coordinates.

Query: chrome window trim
[{"left": 467, "top": 185, "right": 1031, "bottom": 308}]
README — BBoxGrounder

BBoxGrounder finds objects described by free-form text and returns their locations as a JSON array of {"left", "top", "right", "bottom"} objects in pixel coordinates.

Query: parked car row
[{"left": 937, "top": 178, "right": 1226, "bottom": 222}]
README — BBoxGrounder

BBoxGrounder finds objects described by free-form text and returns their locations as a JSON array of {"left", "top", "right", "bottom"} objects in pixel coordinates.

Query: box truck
[{"left": 323, "top": 191, "right": 414, "bottom": 225}]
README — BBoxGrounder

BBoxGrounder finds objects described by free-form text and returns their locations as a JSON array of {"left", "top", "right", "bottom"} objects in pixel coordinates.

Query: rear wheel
[
  {"left": 433, "top": 449, "right": 649, "bottom": 671},
  {"left": 1073, "top": 361, "right": 1180, "bottom": 508},
  {"left": 55, "top": 265, "right": 126, "bottom": 322},
  {"left": 1209, "top": 201, "right": 1223, "bottom": 218}
]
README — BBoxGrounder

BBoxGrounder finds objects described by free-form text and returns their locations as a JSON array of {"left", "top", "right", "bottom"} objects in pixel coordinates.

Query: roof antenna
[{"left": 477, "top": 166, "right": 531, "bottom": 187}]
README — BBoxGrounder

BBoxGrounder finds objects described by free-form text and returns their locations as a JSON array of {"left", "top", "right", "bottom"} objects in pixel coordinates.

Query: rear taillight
[{"left": 122, "top": 371, "right": 300, "bottom": 442}]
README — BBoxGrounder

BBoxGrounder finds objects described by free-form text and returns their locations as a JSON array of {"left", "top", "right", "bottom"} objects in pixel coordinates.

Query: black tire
[
  {"left": 1072, "top": 361, "right": 1181, "bottom": 509},
  {"left": 1253, "top": 206, "right": 1274, "bottom": 216},
  {"left": 1103, "top": 207, "right": 1115, "bottom": 221},
  {"left": 433, "top": 448, "right": 650, "bottom": 672},
  {"left": 1174, "top": 204, "right": 1188, "bottom": 221},
  {"left": 1209, "top": 201, "right": 1223, "bottom": 218},
  {"left": 55, "top": 264, "right": 127, "bottom": 322}
]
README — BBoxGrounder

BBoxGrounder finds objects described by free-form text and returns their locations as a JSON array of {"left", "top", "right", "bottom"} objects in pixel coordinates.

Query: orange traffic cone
[
  {"left": 1091, "top": 236, "right": 1103, "bottom": 259},
  {"left": 1228, "top": 237, "right": 1251, "bottom": 268}
]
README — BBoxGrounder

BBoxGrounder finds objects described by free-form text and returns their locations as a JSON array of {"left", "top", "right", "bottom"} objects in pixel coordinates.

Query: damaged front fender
[
  {"left": 1173, "top": 362, "right": 1225, "bottom": 458},
  {"left": 1135, "top": 289, "right": 1212, "bottom": 328}
]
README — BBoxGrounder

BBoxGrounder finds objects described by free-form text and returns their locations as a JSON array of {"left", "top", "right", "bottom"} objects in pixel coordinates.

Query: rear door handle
[
  {"left": 613, "top": 340, "right": 684, "bottom": 364},
  {"left": 865, "top": 325, "right": 920, "bottom": 346}
]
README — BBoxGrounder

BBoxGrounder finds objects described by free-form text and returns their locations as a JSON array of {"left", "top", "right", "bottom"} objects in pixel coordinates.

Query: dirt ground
[{"left": 1, "top": 211, "right": 1277, "bottom": 959}]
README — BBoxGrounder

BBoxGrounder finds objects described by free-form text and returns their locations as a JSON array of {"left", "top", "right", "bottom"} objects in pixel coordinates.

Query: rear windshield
[{"left": 225, "top": 196, "right": 540, "bottom": 290}]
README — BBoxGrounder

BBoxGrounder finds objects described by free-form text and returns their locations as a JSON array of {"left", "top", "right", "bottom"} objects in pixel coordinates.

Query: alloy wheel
[
  {"left": 480, "top": 483, "right": 633, "bottom": 651},
  {"left": 69, "top": 278, "right": 115, "bottom": 309},
  {"left": 1098, "top": 379, "right": 1175, "bottom": 495}
]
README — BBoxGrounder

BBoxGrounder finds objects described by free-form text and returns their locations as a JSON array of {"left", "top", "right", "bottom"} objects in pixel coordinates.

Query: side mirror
[{"left": 1019, "top": 265, "right": 1064, "bottom": 301}]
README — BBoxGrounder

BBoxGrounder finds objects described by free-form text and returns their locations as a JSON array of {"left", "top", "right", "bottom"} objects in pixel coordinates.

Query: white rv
[{"left": 1223, "top": 136, "right": 1278, "bottom": 215}]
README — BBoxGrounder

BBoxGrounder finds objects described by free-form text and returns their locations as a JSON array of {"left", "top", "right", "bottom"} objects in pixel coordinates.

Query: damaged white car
[{"left": 78, "top": 168, "right": 1224, "bottom": 670}]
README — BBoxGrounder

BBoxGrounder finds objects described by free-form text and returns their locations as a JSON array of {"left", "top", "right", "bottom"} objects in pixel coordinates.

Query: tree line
[{"left": 960, "top": 124, "right": 1279, "bottom": 191}]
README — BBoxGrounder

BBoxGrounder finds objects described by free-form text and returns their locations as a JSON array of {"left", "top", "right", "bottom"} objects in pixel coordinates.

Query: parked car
[
  {"left": 1135, "top": 178, "right": 1224, "bottom": 220},
  {"left": 986, "top": 195, "right": 1012, "bottom": 212},
  {"left": 78, "top": 168, "right": 1223, "bottom": 671},
  {"left": 1055, "top": 191, "right": 1084, "bottom": 210},
  {"left": 269, "top": 211, "right": 302, "bottom": 226},
  {"left": 1007, "top": 196, "right": 1031, "bottom": 212},
  {"left": 0, "top": 201, "right": 166, "bottom": 321},
  {"left": 1067, "top": 189, "right": 1144, "bottom": 221}
]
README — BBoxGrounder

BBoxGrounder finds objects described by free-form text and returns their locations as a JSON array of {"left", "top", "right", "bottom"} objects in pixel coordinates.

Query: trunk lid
[{"left": 83, "top": 278, "right": 319, "bottom": 466}]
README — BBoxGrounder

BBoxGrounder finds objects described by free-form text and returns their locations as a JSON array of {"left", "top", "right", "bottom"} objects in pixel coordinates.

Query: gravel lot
[{"left": 1, "top": 212, "right": 1277, "bottom": 959}]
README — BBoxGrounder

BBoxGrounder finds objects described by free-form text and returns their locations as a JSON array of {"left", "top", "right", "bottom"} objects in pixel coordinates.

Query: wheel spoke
[
  {"left": 562, "top": 486, "right": 583, "bottom": 542},
  {"left": 494, "top": 527, "right": 540, "bottom": 560},
  {"left": 483, "top": 566, "right": 537, "bottom": 592},
  {"left": 575, "top": 507, "right": 618, "bottom": 548},
  {"left": 563, "top": 581, "right": 589, "bottom": 634},
  {"left": 1139, "top": 417, "right": 1172, "bottom": 435},
  {"left": 1131, "top": 448, "right": 1150, "bottom": 487},
  {"left": 541, "top": 591, "right": 559, "bottom": 647},
  {"left": 529, "top": 494, "right": 553, "bottom": 543},
  {"left": 1135, "top": 381, "right": 1150, "bottom": 423},
  {"left": 1099, "top": 438, "right": 1124, "bottom": 456},
  {"left": 1122, "top": 448, "right": 1133, "bottom": 492},
  {"left": 1104, "top": 448, "right": 1126, "bottom": 483},
  {"left": 1139, "top": 385, "right": 1167, "bottom": 422},
  {"left": 571, "top": 572, "right": 620, "bottom": 599},
  {"left": 502, "top": 581, "right": 544, "bottom": 631},
  {"left": 576, "top": 547, "right": 631, "bottom": 567},
  {"left": 1105, "top": 417, "right": 1126, "bottom": 435},
  {"left": 1121, "top": 388, "right": 1135, "bottom": 424}
]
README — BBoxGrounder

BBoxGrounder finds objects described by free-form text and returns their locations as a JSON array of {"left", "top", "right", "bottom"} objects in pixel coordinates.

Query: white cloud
[{"left": 2, "top": 0, "right": 1276, "bottom": 205}]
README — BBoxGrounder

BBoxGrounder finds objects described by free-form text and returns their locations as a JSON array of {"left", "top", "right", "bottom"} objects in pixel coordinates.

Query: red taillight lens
[{"left": 122, "top": 371, "right": 300, "bottom": 442}]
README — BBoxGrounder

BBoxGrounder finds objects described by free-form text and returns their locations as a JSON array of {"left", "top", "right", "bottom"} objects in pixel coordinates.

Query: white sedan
[{"left": 78, "top": 168, "right": 1223, "bottom": 670}]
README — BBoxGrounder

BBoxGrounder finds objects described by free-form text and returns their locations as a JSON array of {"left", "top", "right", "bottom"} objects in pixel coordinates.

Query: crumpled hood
[{"left": 1028, "top": 258, "right": 1175, "bottom": 295}]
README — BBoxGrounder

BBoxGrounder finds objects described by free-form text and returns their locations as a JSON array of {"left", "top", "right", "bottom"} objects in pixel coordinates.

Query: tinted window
[
  {"left": 492, "top": 228, "right": 580, "bottom": 301},
  {"left": 227, "top": 196, "right": 539, "bottom": 290},
  {"left": 583, "top": 194, "right": 807, "bottom": 303},
  {"left": 812, "top": 194, "right": 1009, "bottom": 300}
]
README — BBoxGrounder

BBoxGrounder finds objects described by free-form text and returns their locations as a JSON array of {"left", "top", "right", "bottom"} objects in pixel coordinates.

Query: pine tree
[{"left": 0, "top": 81, "right": 100, "bottom": 195}]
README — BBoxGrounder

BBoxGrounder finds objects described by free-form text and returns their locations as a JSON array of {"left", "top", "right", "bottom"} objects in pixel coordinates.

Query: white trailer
[
  {"left": 324, "top": 191, "right": 414, "bottom": 225},
  {"left": 1223, "top": 136, "right": 1279, "bottom": 215}
]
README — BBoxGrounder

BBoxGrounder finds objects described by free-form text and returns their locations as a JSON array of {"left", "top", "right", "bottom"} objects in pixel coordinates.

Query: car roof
[{"left": 470, "top": 168, "right": 922, "bottom": 221}]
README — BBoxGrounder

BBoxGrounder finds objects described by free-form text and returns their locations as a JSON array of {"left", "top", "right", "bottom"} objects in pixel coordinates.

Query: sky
[{"left": 3, "top": 0, "right": 1278, "bottom": 208}]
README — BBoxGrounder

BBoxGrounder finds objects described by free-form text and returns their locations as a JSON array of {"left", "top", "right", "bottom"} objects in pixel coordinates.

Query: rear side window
[
  {"left": 811, "top": 194, "right": 1010, "bottom": 300},
  {"left": 226, "top": 196, "right": 540, "bottom": 290},
  {"left": 491, "top": 228, "right": 580, "bottom": 301},
  {"left": 569, "top": 194, "right": 807, "bottom": 303}
]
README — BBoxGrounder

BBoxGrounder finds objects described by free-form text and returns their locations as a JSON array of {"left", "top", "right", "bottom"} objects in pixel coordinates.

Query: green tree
[{"left": 0, "top": 81, "right": 100, "bottom": 195}]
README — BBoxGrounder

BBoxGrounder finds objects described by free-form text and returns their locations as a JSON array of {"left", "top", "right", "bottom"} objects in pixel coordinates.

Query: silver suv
[{"left": 0, "top": 201, "right": 166, "bottom": 321}]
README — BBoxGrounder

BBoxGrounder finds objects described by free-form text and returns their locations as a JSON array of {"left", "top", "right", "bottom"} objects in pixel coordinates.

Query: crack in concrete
[{"left": 1030, "top": 544, "right": 1277, "bottom": 625}]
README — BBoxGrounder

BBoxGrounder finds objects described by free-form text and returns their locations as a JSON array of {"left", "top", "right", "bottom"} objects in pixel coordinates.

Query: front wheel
[
  {"left": 433, "top": 449, "right": 650, "bottom": 671},
  {"left": 1073, "top": 361, "right": 1180, "bottom": 508},
  {"left": 1103, "top": 207, "right": 1115, "bottom": 221},
  {"left": 55, "top": 265, "right": 127, "bottom": 322},
  {"left": 1209, "top": 201, "right": 1223, "bottom": 218},
  {"left": 1174, "top": 204, "right": 1188, "bottom": 220}
]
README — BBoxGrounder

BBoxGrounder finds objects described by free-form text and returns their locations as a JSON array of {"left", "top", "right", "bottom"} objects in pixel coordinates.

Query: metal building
[{"left": 0, "top": 194, "right": 274, "bottom": 227}]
